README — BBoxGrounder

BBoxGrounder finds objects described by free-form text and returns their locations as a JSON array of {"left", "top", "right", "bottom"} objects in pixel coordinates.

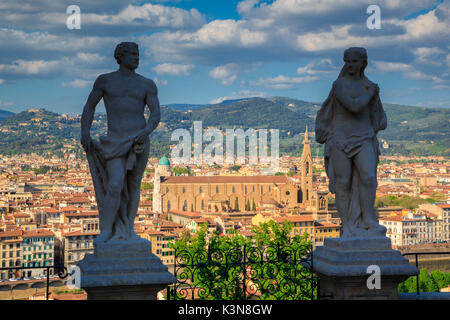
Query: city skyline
[{"left": 0, "top": 0, "right": 449, "bottom": 116}]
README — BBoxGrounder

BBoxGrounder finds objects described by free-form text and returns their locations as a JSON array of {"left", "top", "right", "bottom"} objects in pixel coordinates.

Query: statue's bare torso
[
  {"left": 333, "top": 77, "right": 374, "bottom": 143},
  {"left": 97, "top": 71, "right": 156, "bottom": 141}
]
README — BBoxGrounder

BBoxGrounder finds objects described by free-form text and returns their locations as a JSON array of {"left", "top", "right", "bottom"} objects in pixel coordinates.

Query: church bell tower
[{"left": 300, "top": 126, "right": 313, "bottom": 206}]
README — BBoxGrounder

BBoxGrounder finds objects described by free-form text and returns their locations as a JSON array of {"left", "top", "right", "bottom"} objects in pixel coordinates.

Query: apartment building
[
  {"left": 62, "top": 230, "right": 98, "bottom": 267},
  {"left": 21, "top": 229, "right": 55, "bottom": 277},
  {"left": 380, "top": 214, "right": 444, "bottom": 247},
  {"left": 0, "top": 229, "right": 22, "bottom": 280},
  {"left": 274, "top": 215, "right": 316, "bottom": 242},
  {"left": 140, "top": 229, "right": 175, "bottom": 267},
  {"left": 313, "top": 221, "right": 342, "bottom": 246},
  {"left": 438, "top": 204, "right": 450, "bottom": 242}
]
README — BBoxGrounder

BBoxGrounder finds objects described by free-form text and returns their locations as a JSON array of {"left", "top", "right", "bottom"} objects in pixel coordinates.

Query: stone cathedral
[{"left": 153, "top": 127, "right": 329, "bottom": 216}]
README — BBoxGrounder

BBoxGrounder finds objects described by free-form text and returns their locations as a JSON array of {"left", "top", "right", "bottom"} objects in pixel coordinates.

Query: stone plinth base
[
  {"left": 77, "top": 237, "right": 176, "bottom": 300},
  {"left": 84, "top": 284, "right": 167, "bottom": 300},
  {"left": 313, "top": 237, "right": 418, "bottom": 300}
]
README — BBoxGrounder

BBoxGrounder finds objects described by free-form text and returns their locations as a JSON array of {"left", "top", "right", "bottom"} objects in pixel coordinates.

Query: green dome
[{"left": 158, "top": 155, "right": 170, "bottom": 166}]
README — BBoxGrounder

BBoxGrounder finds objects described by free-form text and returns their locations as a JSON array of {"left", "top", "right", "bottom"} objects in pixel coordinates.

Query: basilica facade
[{"left": 152, "top": 127, "right": 328, "bottom": 216}]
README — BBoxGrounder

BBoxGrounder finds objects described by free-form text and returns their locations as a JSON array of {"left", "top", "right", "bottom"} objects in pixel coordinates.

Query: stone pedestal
[
  {"left": 77, "top": 237, "right": 176, "bottom": 300},
  {"left": 312, "top": 237, "right": 418, "bottom": 300}
]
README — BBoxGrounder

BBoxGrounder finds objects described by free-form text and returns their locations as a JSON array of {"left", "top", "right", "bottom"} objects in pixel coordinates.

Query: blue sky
[{"left": 0, "top": 0, "right": 449, "bottom": 115}]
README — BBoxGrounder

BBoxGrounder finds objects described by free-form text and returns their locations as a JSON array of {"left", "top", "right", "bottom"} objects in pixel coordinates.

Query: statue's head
[
  {"left": 343, "top": 47, "right": 367, "bottom": 78},
  {"left": 114, "top": 42, "right": 139, "bottom": 70}
]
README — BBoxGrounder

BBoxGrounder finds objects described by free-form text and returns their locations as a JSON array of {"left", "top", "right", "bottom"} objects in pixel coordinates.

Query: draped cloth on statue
[
  {"left": 85, "top": 135, "right": 145, "bottom": 238},
  {"left": 315, "top": 76, "right": 387, "bottom": 237}
]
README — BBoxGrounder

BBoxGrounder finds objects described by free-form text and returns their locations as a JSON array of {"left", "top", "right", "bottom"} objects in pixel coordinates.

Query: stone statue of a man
[
  {"left": 81, "top": 42, "right": 161, "bottom": 243},
  {"left": 315, "top": 47, "right": 387, "bottom": 238}
]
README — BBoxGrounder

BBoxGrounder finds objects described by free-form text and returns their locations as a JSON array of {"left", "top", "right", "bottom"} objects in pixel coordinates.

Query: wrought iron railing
[
  {"left": 167, "top": 242, "right": 317, "bottom": 300},
  {"left": 402, "top": 251, "right": 450, "bottom": 295},
  {"left": 0, "top": 265, "right": 70, "bottom": 300}
]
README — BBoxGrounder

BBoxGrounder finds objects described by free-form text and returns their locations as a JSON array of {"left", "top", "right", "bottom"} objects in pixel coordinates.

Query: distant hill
[
  {"left": 165, "top": 98, "right": 255, "bottom": 111},
  {"left": 165, "top": 103, "right": 207, "bottom": 111},
  {"left": 0, "top": 109, "right": 14, "bottom": 122},
  {"left": 0, "top": 98, "right": 448, "bottom": 158},
  {"left": 377, "top": 103, "right": 450, "bottom": 156}
]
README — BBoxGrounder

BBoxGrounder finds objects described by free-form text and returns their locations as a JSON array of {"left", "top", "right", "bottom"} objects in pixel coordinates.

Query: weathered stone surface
[
  {"left": 315, "top": 47, "right": 388, "bottom": 238},
  {"left": 78, "top": 238, "right": 176, "bottom": 289},
  {"left": 313, "top": 237, "right": 419, "bottom": 299},
  {"left": 312, "top": 48, "right": 418, "bottom": 300},
  {"left": 317, "top": 274, "right": 409, "bottom": 300},
  {"left": 80, "top": 42, "right": 161, "bottom": 244},
  {"left": 313, "top": 237, "right": 418, "bottom": 277},
  {"left": 83, "top": 284, "right": 168, "bottom": 300}
]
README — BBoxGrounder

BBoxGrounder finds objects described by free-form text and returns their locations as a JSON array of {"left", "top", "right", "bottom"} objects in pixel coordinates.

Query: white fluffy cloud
[
  {"left": 209, "top": 62, "right": 261, "bottom": 86},
  {"left": 250, "top": 75, "right": 320, "bottom": 89},
  {"left": 0, "top": 2, "right": 205, "bottom": 35},
  {"left": 209, "top": 64, "right": 241, "bottom": 85},
  {"left": 80, "top": 4, "right": 205, "bottom": 32},
  {"left": 297, "top": 58, "right": 339, "bottom": 76},
  {"left": 0, "top": 0, "right": 449, "bottom": 94},
  {"left": 237, "top": 0, "right": 437, "bottom": 22},
  {"left": 153, "top": 63, "right": 195, "bottom": 76},
  {"left": 0, "top": 99, "right": 13, "bottom": 107},
  {"left": 372, "top": 59, "right": 448, "bottom": 85},
  {"left": 0, "top": 59, "right": 61, "bottom": 76},
  {"left": 61, "top": 79, "right": 91, "bottom": 88},
  {"left": 154, "top": 77, "right": 168, "bottom": 86},
  {"left": 143, "top": 19, "right": 270, "bottom": 64}
]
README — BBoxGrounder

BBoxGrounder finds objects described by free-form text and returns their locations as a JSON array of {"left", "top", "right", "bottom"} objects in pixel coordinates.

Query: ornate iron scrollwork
[{"left": 168, "top": 242, "right": 317, "bottom": 300}]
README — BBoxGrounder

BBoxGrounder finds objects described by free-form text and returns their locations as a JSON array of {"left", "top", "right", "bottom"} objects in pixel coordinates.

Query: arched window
[
  {"left": 216, "top": 186, "right": 219, "bottom": 193},
  {"left": 306, "top": 189, "right": 309, "bottom": 201},
  {"left": 306, "top": 162, "right": 310, "bottom": 175},
  {"left": 199, "top": 186, "right": 203, "bottom": 193},
  {"left": 320, "top": 197, "right": 326, "bottom": 208},
  {"left": 201, "top": 200, "right": 205, "bottom": 211},
  {"left": 245, "top": 186, "right": 247, "bottom": 194},
  {"left": 183, "top": 200, "right": 187, "bottom": 211},
  {"left": 232, "top": 186, "right": 236, "bottom": 193},
  {"left": 182, "top": 186, "right": 186, "bottom": 194},
  {"left": 167, "top": 200, "right": 171, "bottom": 211}
]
